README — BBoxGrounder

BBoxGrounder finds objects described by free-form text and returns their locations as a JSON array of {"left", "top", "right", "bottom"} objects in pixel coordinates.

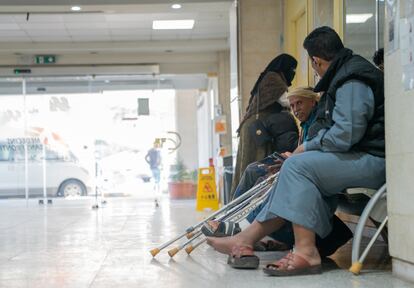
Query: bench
[{"left": 337, "top": 184, "right": 387, "bottom": 275}]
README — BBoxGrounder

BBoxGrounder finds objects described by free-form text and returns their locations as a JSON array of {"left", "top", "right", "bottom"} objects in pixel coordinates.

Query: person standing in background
[
  {"left": 230, "top": 54, "right": 299, "bottom": 199},
  {"left": 146, "top": 140, "right": 162, "bottom": 206}
]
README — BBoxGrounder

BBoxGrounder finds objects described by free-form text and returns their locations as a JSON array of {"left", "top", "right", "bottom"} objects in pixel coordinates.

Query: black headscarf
[{"left": 250, "top": 53, "right": 297, "bottom": 97}]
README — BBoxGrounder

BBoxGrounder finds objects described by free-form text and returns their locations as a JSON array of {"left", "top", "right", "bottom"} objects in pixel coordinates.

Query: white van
[{"left": 0, "top": 140, "right": 92, "bottom": 198}]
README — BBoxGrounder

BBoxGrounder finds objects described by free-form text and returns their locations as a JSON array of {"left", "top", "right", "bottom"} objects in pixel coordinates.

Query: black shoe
[{"left": 316, "top": 215, "right": 353, "bottom": 258}]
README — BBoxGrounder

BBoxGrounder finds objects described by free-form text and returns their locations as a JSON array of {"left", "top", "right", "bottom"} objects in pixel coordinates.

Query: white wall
[
  {"left": 217, "top": 51, "right": 232, "bottom": 157},
  {"left": 229, "top": 2, "right": 240, "bottom": 159},
  {"left": 238, "top": 0, "right": 283, "bottom": 112},
  {"left": 196, "top": 91, "right": 213, "bottom": 168},
  {"left": 175, "top": 90, "right": 199, "bottom": 171},
  {"left": 385, "top": 0, "right": 414, "bottom": 282}
]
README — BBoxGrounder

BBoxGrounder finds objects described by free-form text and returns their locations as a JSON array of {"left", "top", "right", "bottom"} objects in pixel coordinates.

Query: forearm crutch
[
  {"left": 167, "top": 182, "right": 273, "bottom": 257},
  {"left": 184, "top": 184, "right": 274, "bottom": 255},
  {"left": 349, "top": 184, "right": 387, "bottom": 275},
  {"left": 149, "top": 172, "right": 278, "bottom": 257}
]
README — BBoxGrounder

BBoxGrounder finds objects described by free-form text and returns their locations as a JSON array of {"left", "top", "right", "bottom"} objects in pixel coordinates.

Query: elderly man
[
  {"left": 203, "top": 87, "right": 352, "bottom": 259},
  {"left": 207, "top": 27, "right": 385, "bottom": 276},
  {"left": 232, "top": 87, "right": 317, "bottom": 202}
]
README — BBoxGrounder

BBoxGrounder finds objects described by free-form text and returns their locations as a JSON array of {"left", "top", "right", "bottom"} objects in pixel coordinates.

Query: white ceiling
[
  {"left": 0, "top": 3, "right": 231, "bottom": 43},
  {"left": 0, "top": 0, "right": 229, "bottom": 4},
  {"left": 0, "top": 1, "right": 233, "bottom": 88}
]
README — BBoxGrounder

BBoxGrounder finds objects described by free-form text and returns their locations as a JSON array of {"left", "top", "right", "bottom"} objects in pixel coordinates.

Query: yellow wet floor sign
[{"left": 196, "top": 167, "right": 219, "bottom": 211}]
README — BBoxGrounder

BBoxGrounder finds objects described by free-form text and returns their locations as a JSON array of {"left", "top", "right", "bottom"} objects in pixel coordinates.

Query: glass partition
[
  {"left": 378, "top": 0, "right": 385, "bottom": 50},
  {"left": 344, "top": 0, "right": 385, "bottom": 62},
  {"left": 0, "top": 76, "right": 177, "bottom": 202},
  {"left": 314, "top": 0, "right": 334, "bottom": 28},
  {"left": 0, "top": 79, "right": 26, "bottom": 199}
]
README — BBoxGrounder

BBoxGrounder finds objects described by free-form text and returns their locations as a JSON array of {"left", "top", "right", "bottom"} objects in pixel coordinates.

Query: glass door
[{"left": 0, "top": 75, "right": 177, "bottom": 203}]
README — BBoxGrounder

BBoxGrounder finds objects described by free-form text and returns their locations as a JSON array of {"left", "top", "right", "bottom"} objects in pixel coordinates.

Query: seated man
[
  {"left": 203, "top": 87, "right": 352, "bottom": 257},
  {"left": 207, "top": 27, "right": 385, "bottom": 276}
]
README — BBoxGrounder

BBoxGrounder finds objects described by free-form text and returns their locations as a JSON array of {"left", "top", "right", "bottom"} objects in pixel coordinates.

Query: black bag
[
  {"left": 248, "top": 118, "right": 272, "bottom": 146},
  {"left": 248, "top": 87, "right": 272, "bottom": 146}
]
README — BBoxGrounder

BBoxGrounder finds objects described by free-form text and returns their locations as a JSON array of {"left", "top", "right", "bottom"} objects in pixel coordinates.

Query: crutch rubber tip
[
  {"left": 349, "top": 262, "right": 363, "bottom": 275},
  {"left": 168, "top": 247, "right": 180, "bottom": 257},
  {"left": 185, "top": 245, "right": 194, "bottom": 254},
  {"left": 186, "top": 232, "right": 195, "bottom": 239},
  {"left": 150, "top": 248, "right": 160, "bottom": 257}
]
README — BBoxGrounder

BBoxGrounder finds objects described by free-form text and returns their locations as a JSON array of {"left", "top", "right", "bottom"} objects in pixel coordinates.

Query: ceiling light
[
  {"left": 172, "top": 4, "right": 182, "bottom": 9},
  {"left": 71, "top": 6, "right": 82, "bottom": 11},
  {"left": 346, "top": 13, "right": 373, "bottom": 24},
  {"left": 153, "top": 20, "right": 194, "bottom": 30}
]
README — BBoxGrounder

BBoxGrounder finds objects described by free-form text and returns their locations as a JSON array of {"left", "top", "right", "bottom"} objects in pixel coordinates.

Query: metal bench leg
[{"left": 349, "top": 184, "right": 387, "bottom": 275}]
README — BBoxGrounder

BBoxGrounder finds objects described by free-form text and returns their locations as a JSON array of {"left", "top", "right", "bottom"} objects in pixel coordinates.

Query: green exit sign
[
  {"left": 35, "top": 55, "right": 56, "bottom": 64},
  {"left": 14, "top": 68, "right": 31, "bottom": 75}
]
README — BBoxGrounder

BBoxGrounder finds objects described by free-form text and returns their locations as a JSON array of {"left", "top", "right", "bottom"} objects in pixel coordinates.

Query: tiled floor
[{"left": 0, "top": 196, "right": 412, "bottom": 288}]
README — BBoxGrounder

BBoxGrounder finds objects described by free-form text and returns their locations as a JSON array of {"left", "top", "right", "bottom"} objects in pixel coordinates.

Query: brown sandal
[
  {"left": 263, "top": 252, "right": 322, "bottom": 276},
  {"left": 228, "top": 245, "right": 260, "bottom": 269}
]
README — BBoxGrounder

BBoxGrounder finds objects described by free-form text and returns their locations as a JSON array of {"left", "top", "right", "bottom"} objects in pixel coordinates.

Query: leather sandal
[
  {"left": 263, "top": 252, "right": 322, "bottom": 276},
  {"left": 228, "top": 245, "right": 260, "bottom": 269}
]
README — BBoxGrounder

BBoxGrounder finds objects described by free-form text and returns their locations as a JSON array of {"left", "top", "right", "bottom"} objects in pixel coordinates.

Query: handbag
[{"left": 248, "top": 87, "right": 272, "bottom": 146}]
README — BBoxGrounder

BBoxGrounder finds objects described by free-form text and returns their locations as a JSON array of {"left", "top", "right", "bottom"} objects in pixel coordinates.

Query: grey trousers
[{"left": 255, "top": 150, "right": 385, "bottom": 237}]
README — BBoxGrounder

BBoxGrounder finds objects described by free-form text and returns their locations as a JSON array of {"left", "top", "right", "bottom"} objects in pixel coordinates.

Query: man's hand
[
  {"left": 293, "top": 144, "right": 305, "bottom": 154},
  {"left": 266, "top": 159, "right": 283, "bottom": 174},
  {"left": 281, "top": 152, "right": 292, "bottom": 159}
]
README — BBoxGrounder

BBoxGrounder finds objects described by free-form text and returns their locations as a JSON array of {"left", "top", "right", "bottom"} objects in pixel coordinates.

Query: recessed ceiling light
[
  {"left": 71, "top": 6, "right": 82, "bottom": 11},
  {"left": 153, "top": 20, "right": 194, "bottom": 30},
  {"left": 346, "top": 13, "right": 373, "bottom": 24},
  {"left": 172, "top": 4, "right": 182, "bottom": 9}
]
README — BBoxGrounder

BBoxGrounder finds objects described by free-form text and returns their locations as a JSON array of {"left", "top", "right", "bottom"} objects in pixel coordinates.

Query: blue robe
[{"left": 255, "top": 80, "right": 386, "bottom": 237}]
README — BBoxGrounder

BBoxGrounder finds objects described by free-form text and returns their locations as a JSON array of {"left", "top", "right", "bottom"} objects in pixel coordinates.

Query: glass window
[
  {"left": 378, "top": 0, "right": 385, "bottom": 50},
  {"left": 314, "top": 0, "right": 334, "bottom": 28},
  {"left": 344, "top": 0, "right": 385, "bottom": 62},
  {"left": 0, "top": 76, "right": 178, "bottom": 200},
  {"left": 0, "top": 143, "right": 12, "bottom": 161}
]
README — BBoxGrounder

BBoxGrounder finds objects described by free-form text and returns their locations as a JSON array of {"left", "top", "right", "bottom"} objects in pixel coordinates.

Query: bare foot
[
  {"left": 206, "top": 236, "right": 248, "bottom": 255},
  {"left": 293, "top": 246, "right": 321, "bottom": 266}
]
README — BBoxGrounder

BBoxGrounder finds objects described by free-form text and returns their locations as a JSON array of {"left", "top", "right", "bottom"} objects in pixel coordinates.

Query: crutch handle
[
  {"left": 149, "top": 248, "right": 160, "bottom": 257},
  {"left": 168, "top": 247, "right": 180, "bottom": 257},
  {"left": 185, "top": 245, "right": 194, "bottom": 254}
]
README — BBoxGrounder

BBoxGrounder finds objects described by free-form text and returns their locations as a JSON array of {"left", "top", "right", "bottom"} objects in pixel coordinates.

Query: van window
[{"left": 0, "top": 146, "right": 12, "bottom": 161}]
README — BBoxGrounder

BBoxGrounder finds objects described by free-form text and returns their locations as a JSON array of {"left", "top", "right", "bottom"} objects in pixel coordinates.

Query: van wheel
[{"left": 58, "top": 179, "right": 86, "bottom": 197}]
